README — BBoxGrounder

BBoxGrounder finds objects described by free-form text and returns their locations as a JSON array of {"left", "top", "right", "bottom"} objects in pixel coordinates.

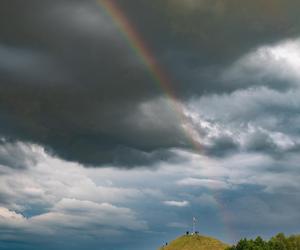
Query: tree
[{"left": 226, "top": 233, "right": 300, "bottom": 250}]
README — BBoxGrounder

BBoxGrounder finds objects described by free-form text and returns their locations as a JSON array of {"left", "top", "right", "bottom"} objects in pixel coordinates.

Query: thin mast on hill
[{"left": 192, "top": 217, "right": 197, "bottom": 234}]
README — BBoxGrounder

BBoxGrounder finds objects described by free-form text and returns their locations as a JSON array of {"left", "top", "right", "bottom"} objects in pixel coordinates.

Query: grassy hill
[{"left": 158, "top": 234, "right": 229, "bottom": 250}]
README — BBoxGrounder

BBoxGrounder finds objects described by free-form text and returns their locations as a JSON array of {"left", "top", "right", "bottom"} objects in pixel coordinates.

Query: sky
[{"left": 1, "top": 0, "right": 300, "bottom": 249}]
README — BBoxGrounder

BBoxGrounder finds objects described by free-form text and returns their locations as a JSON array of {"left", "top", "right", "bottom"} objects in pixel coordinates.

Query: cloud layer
[
  {"left": 1, "top": 0, "right": 300, "bottom": 166},
  {"left": 0, "top": 143, "right": 300, "bottom": 249}
]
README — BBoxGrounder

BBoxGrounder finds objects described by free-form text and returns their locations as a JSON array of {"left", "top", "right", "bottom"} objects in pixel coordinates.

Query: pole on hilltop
[{"left": 192, "top": 217, "right": 197, "bottom": 234}]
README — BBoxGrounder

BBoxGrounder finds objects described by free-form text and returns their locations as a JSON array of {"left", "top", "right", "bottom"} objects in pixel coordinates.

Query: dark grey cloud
[
  {"left": 1, "top": 0, "right": 300, "bottom": 167},
  {"left": 0, "top": 0, "right": 189, "bottom": 166},
  {"left": 121, "top": 0, "right": 300, "bottom": 62},
  {"left": 120, "top": 0, "right": 300, "bottom": 93}
]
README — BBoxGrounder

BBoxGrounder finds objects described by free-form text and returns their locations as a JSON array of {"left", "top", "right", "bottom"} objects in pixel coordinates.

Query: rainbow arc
[
  {"left": 99, "top": 0, "right": 202, "bottom": 152},
  {"left": 96, "top": 0, "right": 235, "bottom": 240}
]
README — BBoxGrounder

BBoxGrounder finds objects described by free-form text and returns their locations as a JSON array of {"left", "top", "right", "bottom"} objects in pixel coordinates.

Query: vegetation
[
  {"left": 158, "top": 234, "right": 229, "bottom": 250},
  {"left": 227, "top": 233, "right": 300, "bottom": 250},
  {"left": 158, "top": 233, "right": 300, "bottom": 250}
]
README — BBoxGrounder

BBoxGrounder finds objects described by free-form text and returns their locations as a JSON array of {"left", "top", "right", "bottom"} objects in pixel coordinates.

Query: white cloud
[
  {"left": 186, "top": 85, "right": 300, "bottom": 158},
  {"left": 1, "top": 139, "right": 300, "bottom": 243},
  {"left": 177, "top": 178, "right": 230, "bottom": 190},
  {"left": 0, "top": 143, "right": 150, "bottom": 239},
  {"left": 0, "top": 147, "right": 145, "bottom": 212},
  {"left": 0, "top": 199, "right": 147, "bottom": 237},
  {"left": 0, "top": 207, "right": 26, "bottom": 225},
  {"left": 32, "top": 198, "right": 148, "bottom": 232},
  {"left": 163, "top": 200, "right": 190, "bottom": 207},
  {"left": 223, "top": 37, "right": 300, "bottom": 87},
  {"left": 0, "top": 141, "right": 41, "bottom": 170}
]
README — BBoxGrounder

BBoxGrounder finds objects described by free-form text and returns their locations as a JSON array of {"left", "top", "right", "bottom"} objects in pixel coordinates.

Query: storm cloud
[{"left": 1, "top": 0, "right": 300, "bottom": 166}]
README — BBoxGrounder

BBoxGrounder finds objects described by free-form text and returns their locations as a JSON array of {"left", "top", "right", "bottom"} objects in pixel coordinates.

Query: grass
[{"left": 158, "top": 234, "right": 229, "bottom": 250}]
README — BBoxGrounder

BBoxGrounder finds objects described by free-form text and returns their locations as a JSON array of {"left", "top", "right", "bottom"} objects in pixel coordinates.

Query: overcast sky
[{"left": 1, "top": 1, "right": 300, "bottom": 249}]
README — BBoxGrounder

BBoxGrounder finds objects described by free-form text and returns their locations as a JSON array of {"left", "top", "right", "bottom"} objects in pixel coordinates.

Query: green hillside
[{"left": 158, "top": 234, "right": 229, "bottom": 250}]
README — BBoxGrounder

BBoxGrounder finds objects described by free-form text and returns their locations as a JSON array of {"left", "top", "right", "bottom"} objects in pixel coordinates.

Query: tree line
[{"left": 227, "top": 233, "right": 300, "bottom": 250}]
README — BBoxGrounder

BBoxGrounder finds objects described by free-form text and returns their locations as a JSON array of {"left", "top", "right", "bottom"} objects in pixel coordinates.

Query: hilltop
[{"left": 158, "top": 234, "right": 229, "bottom": 250}]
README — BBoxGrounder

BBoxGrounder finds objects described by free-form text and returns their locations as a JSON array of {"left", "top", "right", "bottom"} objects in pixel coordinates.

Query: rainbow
[
  {"left": 98, "top": 0, "right": 202, "bottom": 152},
  {"left": 96, "top": 0, "right": 235, "bottom": 240}
]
